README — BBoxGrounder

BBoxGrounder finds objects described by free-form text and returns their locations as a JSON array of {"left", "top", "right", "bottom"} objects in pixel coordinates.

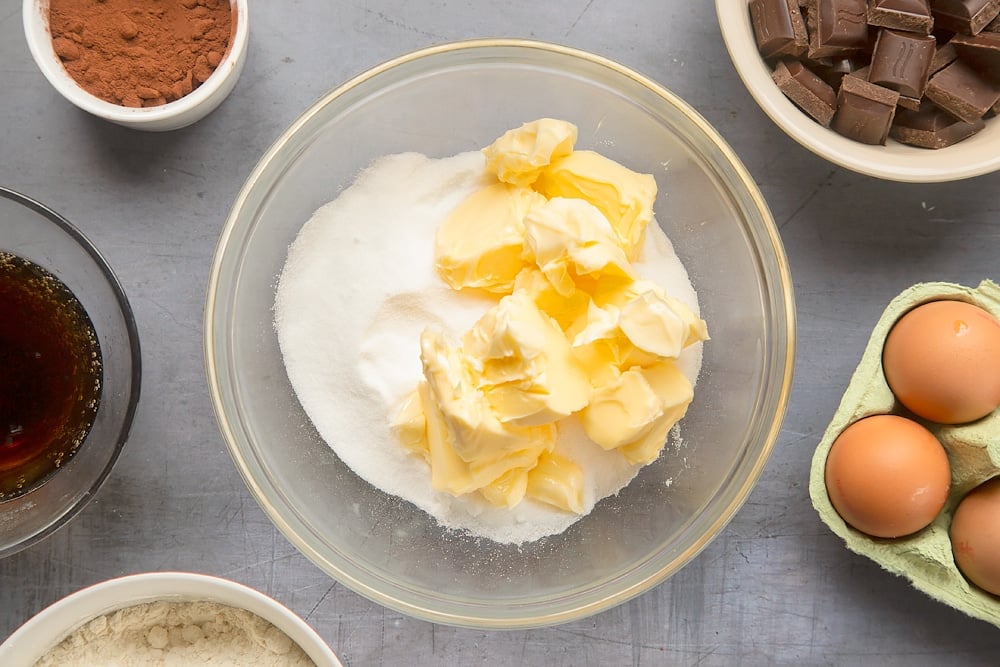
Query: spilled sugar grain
[{"left": 274, "top": 151, "right": 703, "bottom": 544}]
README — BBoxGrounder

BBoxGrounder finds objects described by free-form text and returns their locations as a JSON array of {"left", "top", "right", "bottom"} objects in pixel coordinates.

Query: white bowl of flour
[{"left": 0, "top": 572, "right": 342, "bottom": 667}]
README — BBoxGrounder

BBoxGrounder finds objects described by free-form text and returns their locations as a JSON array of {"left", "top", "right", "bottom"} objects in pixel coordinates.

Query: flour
[
  {"left": 274, "top": 150, "right": 703, "bottom": 544},
  {"left": 34, "top": 600, "right": 315, "bottom": 667}
]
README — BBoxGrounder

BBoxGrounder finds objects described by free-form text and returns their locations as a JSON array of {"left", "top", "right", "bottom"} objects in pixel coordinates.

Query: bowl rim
[
  {"left": 204, "top": 37, "right": 796, "bottom": 629},
  {"left": 0, "top": 571, "right": 343, "bottom": 666},
  {"left": 0, "top": 186, "right": 142, "bottom": 558},
  {"left": 21, "top": 0, "right": 250, "bottom": 127},
  {"left": 714, "top": 0, "right": 1000, "bottom": 183}
]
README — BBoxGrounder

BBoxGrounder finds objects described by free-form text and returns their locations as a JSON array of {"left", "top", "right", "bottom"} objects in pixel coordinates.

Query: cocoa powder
[{"left": 48, "top": 0, "right": 235, "bottom": 108}]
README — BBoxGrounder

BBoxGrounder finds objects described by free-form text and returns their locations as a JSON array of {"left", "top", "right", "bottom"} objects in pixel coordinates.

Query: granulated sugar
[
  {"left": 34, "top": 600, "right": 314, "bottom": 666},
  {"left": 274, "top": 150, "right": 702, "bottom": 544}
]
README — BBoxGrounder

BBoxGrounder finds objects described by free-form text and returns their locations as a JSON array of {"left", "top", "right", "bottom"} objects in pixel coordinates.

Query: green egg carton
[{"left": 809, "top": 279, "right": 1000, "bottom": 628}]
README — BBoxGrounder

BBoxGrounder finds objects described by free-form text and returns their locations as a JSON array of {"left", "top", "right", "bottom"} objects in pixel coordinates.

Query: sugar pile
[{"left": 274, "top": 150, "right": 702, "bottom": 544}]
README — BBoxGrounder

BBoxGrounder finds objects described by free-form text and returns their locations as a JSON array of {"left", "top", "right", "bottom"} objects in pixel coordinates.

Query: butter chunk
[
  {"left": 618, "top": 362, "right": 695, "bottom": 465},
  {"left": 419, "top": 333, "right": 555, "bottom": 495},
  {"left": 480, "top": 467, "right": 529, "bottom": 508},
  {"left": 391, "top": 386, "right": 429, "bottom": 462},
  {"left": 619, "top": 284, "right": 709, "bottom": 359},
  {"left": 435, "top": 183, "right": 545, "bottom": 294},
  {"left": 525, "top": 451, "right": 584, "bottom": 514},
  {"left": 534, "top": 150, "right": 657, "bottom": 260},
  {"left": 482, "top": 118, "right": 578, "bottom": 187},
  {"left": 465, "top": 292, "right": 591, "bottom": 426},
  {"left": 580, "top": 366, "right": 666, "bottom": 450},
  {"left": 523, "top": 197, "right": 633, "bottom": 297},
  {"left": 580, "top": 362, "right": 693, "bottom": 462},
  {"left": 512, "top": 268, "right": 590, "bottom": 331}
]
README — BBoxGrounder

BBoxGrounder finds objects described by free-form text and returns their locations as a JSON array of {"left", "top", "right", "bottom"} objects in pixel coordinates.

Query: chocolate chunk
[
  {"left": 750, "top": 0, "right": 810, "bottom": 59},
  {"left": 845, "top": 64, "right": 873, "bottom": 80},
  {"left": 951, "top": 32, "right": 1000, "bottom": 79},
  {"left": 808, "top": 0, "right": 870, "bottom": 58},
  {"left": 772, "top": 59, "right": 839, "bottom": 124},
  {"left": 831, "top": 75, "right": 900, "bottom": 143},
  {"left": 869, "top": 29, "right": 936, "bottom": 97},
  {"left": 925, "top": 58, "right": 1000, "bottom": 120},
  {"left": 930, "top": 40, "right": 959, "bottom": 73},
  {"left": 898, "top": 94, "right": 924, "bottom": 108},
  {"left": 930, "top": 0, "right": 1000, "bottom": 35},
  {"left": 812, "top": 56, "right": 855, "bottom": 86},
  {"left": 890, "top": 102, "right": 986, "bottom": 145},
  {"left": 868, "top": 0, "right": 935, "bottom": 34}
]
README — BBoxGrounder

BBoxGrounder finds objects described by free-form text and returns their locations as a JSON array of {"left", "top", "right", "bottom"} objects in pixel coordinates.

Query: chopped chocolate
[
  {"left": 773, "top": 59, "right": 840, "bottom": 124},
  {"left": 951, "top": 32, "right": 1000, "bottom": 79},
  {"left": 807, "top": 0, "right": 870, "bottom": 58},
  {"left": 930, "top": 0, "right": 1000, "bottom": 35},
  {"left": 812, "top": 56, "right": 855, "bottom": 85},
  {"left": 846, "top": 64, "right": 873, "bottom": 80},
  {"left": 869, "top": 29, "right": 936, "bottom": 97},
  {"left": 868, "top": 0, "right": 935, "bottom": 34},
  {"left": 930, "top": 40, "right": 959, "bottom": 73},
  {"left": 751, "top": 0, "right": 1000, "bottom": 148},
  {"left": 890, "top": 102, "right": 986, "bottom": 145},
  {"left": 750, "top": 0, "right": 810, "bottom": 59},
  {"left": 925, "top": 58, "right": 1000, "bottom": 120},
  {"left": 831, "top": 75, "right": 900, "bottom": 142}
]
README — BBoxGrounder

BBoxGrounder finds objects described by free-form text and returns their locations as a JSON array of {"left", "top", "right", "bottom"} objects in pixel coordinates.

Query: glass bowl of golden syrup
[{"left": 0, "top": 188, "right": 140, "bottom": 557}]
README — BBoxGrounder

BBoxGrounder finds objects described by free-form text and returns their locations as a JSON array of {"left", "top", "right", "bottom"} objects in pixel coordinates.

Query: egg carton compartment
[{"left": 809, "top": 279, "right": 1000, "bottom": 628}]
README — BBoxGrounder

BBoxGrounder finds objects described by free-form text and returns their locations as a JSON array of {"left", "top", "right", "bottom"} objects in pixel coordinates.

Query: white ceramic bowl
[
  {"left": 0, "top": 572, "right": 342, "bottom": 666},
  {"left": 22, "top": 0, "right": 249, "bottom": 131},
  {"left": 715, "top": 0, "right": 1000, "bottom": 182}
]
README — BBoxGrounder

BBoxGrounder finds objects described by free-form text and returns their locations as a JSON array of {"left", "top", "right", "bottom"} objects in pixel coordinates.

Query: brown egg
[
  {"left": 951, "top": 477, "right": 1000, "bottom": 596},
  {"left": 883, "top": 300, "right": 1000, "bottom": 424},
  {"left": 825, "top": 414, "right": 950, "bottom": 538}
]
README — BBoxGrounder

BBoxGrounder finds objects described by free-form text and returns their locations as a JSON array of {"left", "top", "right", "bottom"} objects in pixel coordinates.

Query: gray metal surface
[{"left": 2, "top": 1, "right": 999, "bottom": 664}]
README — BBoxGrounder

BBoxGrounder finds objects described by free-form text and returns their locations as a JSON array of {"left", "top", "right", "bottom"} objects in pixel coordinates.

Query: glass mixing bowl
[
  {"left": 205, "top": 39, "right": 795, "bottom": 629},
  {"left": 0, "top": 188, "right": 141, "bottom": 557}
]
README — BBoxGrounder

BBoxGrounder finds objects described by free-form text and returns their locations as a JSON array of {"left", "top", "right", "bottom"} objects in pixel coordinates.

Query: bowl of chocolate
[
  {"left": 23, "top": 0, "right": 249, "bottom": 131},
  {"left": 0, "top": 188, "right": 140, "bottom": 558},
  {"left": 717, "top": 0, "right": 1000, "bottom": 182}
]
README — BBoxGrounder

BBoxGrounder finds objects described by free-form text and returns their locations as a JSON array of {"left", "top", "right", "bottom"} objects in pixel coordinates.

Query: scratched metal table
[{"left": 2, "top": 1, "right": 1000, "bottom": 665}]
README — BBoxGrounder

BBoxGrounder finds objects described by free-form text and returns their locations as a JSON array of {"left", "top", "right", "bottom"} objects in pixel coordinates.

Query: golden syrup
[{"left": 0, "top": 251, "right": 101, "bottom": 500}]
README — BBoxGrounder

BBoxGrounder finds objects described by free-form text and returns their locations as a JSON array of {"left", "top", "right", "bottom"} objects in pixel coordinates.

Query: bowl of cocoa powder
[{"left": 23, "top": 0, "right": 249, "bottom": 131}]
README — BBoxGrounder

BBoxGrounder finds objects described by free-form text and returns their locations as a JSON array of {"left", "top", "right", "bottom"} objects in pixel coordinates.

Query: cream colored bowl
[
  {"left": 0, "top": 572, "right": 342, "bottom": 666},
  {"left": 715, "top": 0, "right": 1000, "bottom": 182}
]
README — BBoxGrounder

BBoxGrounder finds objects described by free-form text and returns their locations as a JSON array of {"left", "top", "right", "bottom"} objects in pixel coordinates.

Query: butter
[
  {"left": 394, "top": 119, "right": 708, "bottom": 515},
  {"left": 526, "top": 451, "right": 584, "bottom": 514},
  {"left": 534, "top": 150, "right": 657, "bottom": 260},
  {"left": 465, "top": 292, "right": 591, "bottom": 427},
  {"left": 512, "top": 268, "right": 591, "bottom": 331},
  {"left": 523, "top": 197, "right": 633, "bottom": 297},
  {"left": 618, "top": 283, "right": 709, "bottom": 359},
  {"left": 483, "top": 118, "right": 578, "bottom": 187},
  {"left": 418, "top": 330, "right": 555, "bottom": 496},
  {"left": 480, "top": 467, "right": 529, "bottom": 508},
  {"left": 435, "top": 183, "right": 545, "bottom": 293}
]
